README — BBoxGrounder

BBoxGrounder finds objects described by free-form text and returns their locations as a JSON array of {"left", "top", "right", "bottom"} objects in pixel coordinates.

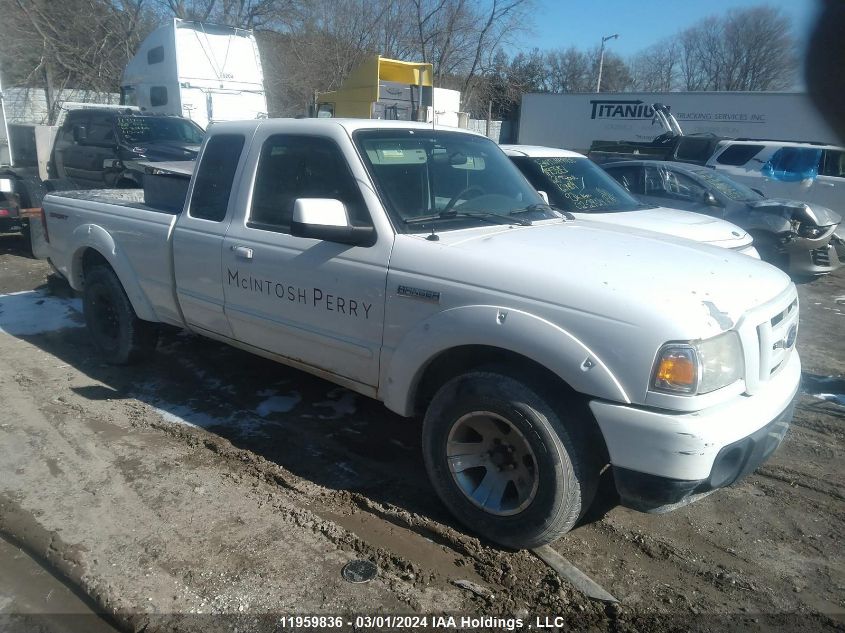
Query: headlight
[
  {"left": 651, "top": 331, "right": 744, "bottom": 395},
  {"left": 797, "top": 223, "right": 826, "bottom": 238}
]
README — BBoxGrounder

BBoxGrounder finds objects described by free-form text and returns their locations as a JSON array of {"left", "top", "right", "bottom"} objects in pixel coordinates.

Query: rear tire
[
  {"left": 83, "top": 266, "right": 158, "bottom": 364},
  {"left": 422, "top": 368, "right": 599, "bottom": 549}
]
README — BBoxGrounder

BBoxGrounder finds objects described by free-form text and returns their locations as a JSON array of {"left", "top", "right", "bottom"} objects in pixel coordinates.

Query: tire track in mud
[{"left": 4, "top": 344, "right": 610, "bottom": 623}]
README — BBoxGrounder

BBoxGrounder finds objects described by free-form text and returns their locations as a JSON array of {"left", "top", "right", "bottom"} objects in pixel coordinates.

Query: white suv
[{"left": 706, "top": 140, "right": 845, "bottom": 215}]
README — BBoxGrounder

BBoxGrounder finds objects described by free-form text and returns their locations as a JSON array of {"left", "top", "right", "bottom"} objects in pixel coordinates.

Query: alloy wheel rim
[{"left": 446, "top": 411, "right": 539, "bottom": 516}]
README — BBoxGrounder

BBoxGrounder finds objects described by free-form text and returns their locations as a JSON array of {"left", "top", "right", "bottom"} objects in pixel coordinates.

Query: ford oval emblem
[
  {"left": 785, "top": 324, "right": 798, "bottom": 348},
  {"left": 732, "top": 231, "right": 741, "bottom": 237}
]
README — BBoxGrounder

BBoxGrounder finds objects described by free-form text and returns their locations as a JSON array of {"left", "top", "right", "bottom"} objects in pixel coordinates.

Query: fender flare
[
  {"left": 68, "top": 223, "right": 159, "bottom": 322},
  {"left": 380, "top": 304, "right": 630, "bottom": 417}
]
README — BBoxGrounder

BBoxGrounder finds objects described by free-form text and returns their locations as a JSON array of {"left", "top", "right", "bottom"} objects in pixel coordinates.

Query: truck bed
[
  {"left": 45, "top": 189, "right": 183, "bottom": 327},
  {"left": 51, "top": 188, "right": 180, "bottom": 214}
]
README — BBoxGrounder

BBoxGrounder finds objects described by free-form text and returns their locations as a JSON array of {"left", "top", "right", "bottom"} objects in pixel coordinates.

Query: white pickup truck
[{"left": 43, "top": 119, "right": 800, "bottom": 549}]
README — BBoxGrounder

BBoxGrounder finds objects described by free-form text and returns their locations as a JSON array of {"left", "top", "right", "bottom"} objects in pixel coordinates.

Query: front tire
[
  {"left": 422, "top": 368, "right": 598, "bottom": 549},
  {"left": 83, "top": 266, "right": 158, "bottom": 364}
]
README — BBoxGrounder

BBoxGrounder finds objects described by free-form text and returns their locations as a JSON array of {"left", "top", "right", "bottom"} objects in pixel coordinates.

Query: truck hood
[
  {"left": 748, "top": 198, "right": 841, "bottom": 227},
  {"left": 424, "top": 219, "right": 790, "bottom": 335},
  {"left": 574, "top": 206, "right": 751, "bottom": 248}
]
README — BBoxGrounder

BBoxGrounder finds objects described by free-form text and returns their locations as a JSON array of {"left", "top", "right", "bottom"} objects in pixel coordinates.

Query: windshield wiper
[
  {"left": 509, "top": 203, "right": 575, "bottom": 220},
  {"left": 404, "top": 210, "right": 532, "bottom": 226}
]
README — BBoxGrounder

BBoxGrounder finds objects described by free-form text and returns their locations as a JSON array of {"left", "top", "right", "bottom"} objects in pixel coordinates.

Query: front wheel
[
  {"left": 83, "top": 266, "right": 158, "bottom": 364},
  {"left": 422, "top": 369, "right": 598, "bottom": 549}
]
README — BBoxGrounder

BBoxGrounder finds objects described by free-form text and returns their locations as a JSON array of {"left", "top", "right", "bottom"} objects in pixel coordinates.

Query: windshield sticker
[
  {"left": 537, "top": 158, "right": 620, "bottom": 210},
  {"left": 227, "top": 269, "right": 372, "bottom": 319},
  {"left": 692, "top": 170, "right": 754, "bottom": 201}
]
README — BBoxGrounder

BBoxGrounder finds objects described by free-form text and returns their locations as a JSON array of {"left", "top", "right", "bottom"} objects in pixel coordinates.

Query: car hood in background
[
  {"left": 124, "top": 142, "right": 202, "bottom": 162},
  {"left": 572, "top": 206, "right": 752, "bottom": 248},
  {"left": 748, "top": 198, "right": 841, "bottom": 227}
]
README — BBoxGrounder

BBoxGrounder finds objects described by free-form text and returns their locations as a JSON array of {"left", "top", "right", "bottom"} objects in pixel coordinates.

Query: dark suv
[{"left": 50, "top": 109, "right": 205, "bottom": 188}]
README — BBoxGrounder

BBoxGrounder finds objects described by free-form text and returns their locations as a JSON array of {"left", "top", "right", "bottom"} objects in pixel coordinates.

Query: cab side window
[
  {"left": 644, "top": 166, "right": 705, "bottom": 201},
  {"left": 61, "top": 112, "right": 88, "bottom": 144},
  {"left": 189, "top": 134, "right": 246, "bottom": 221},
  {"left": 249, "top": 135, "right": 371, "bottom": 233},
  {"left": 86, "top": 113, "right": 116, "bottom": 145},
  {"left": 662, "top": 170, "right": 706, "bottom": 201}
]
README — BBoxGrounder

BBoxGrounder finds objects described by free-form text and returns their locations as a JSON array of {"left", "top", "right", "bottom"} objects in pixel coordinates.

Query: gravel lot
[{"left": 0, "top": 232, "right": 842, "bottom": 633}]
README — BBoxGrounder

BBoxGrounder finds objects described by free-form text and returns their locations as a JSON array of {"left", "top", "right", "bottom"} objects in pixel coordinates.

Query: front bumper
[
  {"left": 786, "top": 235, "right": 842, "bottom": 275},
  {"left": 0, "top": 216, "right": 25, "bottom": 234},
  {"left": 590, "top": 350, "right": 800, "bottom": 512}
]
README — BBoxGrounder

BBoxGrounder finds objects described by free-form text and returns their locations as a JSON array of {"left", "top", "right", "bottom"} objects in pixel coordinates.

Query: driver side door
[{"left": 221, "top": 133, "right": 391, "bottom": 388}]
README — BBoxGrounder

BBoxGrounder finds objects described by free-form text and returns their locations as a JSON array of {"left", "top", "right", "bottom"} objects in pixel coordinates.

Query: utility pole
[{"left": 596, "top": 33, "right": 619, "bottom": 93}]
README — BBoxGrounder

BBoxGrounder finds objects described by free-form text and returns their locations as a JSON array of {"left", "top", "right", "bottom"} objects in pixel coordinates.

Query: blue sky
[{"left": 527, "top": 0, "right": 819, "bottom": 57}]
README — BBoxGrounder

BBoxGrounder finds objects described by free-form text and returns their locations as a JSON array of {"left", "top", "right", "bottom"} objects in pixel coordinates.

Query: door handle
[{"left": 231, "top": 245, "right": 253, "bottom": 260}]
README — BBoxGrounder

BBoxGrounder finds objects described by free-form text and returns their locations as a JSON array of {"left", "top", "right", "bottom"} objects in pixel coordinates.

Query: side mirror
[
  {"left": 291, "top": 199, "right": 375, "bottom": 246},
  {"left": 703, "top": 191, "right": 721, "bottom": 207},
  {"left": 72, "top": 125, "right": 88, "bottom": 143},
  {"left": 537, "top": 190, "right": 550, "bottom": 204}
]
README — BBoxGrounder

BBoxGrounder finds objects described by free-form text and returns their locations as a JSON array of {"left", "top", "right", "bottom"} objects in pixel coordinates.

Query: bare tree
[
  {"left": 677, "top": 6, "right": 796, "bottom": 91},
  {"left": 630, "top": 39, "right": 680, "bottom": 91},
  {"left": 0, "top": 0, "right": 155, "bottom": 123},
  {"left": 544, "top": 47, "right": 591, "bottom": 92},
  {"left": 151, "top": 0, "right": 292, "bottom": 29}
]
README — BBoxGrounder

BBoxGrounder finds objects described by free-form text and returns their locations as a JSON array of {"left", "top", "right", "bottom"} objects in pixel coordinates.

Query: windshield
[
  {"left": 116, "top": 116, "right": 205, "bottom": 145},
  {"left": 510, "top": 156, "right": 643, "bottom": 212},
  {"left": 689, "top": 168, "right": 762, "bottom": 201},
  {"left": 354, "top": 129, "right": 556, "bottom": 232}
]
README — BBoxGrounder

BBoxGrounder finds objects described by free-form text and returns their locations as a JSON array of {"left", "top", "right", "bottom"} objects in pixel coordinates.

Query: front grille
[
  {"left": 811, "top": 247, "right": 831, "bottom": 267},
  {"left": 756, "top": 297, "right": 798, "bottom": 383}
]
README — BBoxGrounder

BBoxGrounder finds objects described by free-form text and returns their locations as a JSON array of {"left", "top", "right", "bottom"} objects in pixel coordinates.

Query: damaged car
[{"left": 603, "top": 160, "right": 843, "bottom": 276}]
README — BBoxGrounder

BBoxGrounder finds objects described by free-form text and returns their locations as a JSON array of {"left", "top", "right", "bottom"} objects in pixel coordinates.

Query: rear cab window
[
  {"left": 715, "top": 144, "right": 765, "bottom": 166},
  {"left": 189, "top": 134, "right": 246, "bottom": 221}
]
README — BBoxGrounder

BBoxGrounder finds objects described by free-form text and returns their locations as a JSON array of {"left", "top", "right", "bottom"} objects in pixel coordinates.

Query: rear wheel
[
  {"left": 422, "top": 368, "right": 599, "bottom": 549},
  {"left": 83, "top": 266, "right": 158, "bottom": 364}
]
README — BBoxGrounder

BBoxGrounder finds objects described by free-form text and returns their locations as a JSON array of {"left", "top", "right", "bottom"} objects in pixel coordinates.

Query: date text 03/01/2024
[{"left": 275, "top": 615, "right": 533, "bottom": 630}]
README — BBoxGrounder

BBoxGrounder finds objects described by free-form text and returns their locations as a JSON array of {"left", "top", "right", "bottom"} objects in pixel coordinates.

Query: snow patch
[
  {"left": 811, "top": 393, "right": 845, "bottom": 406},
  {"left": 256, "top": 393, "right": 301, "bottom": 417},
  {"left": 134, "top": 382, "right": 269, "bottom": 437},
  {"left": 0, "top": 290, "right": 83, "bottom": 335}
]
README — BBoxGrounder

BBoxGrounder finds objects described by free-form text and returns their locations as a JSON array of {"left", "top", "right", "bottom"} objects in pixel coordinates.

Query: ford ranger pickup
[{"left": 42, "top": 119, "right": 800, "bottom": 548}]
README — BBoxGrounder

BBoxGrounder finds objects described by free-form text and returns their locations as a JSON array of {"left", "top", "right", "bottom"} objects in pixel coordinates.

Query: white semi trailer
[
  {"left": 518, "top": 92, "right": 840, "bottom": 152},
  {"left": 121, "top": 19, "right": 268, "bottom": 129}
]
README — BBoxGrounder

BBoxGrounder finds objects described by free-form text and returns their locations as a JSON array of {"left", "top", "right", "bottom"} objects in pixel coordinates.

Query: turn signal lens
[{"left": 652, "top": 346, "right": 698, "bottom": 394}]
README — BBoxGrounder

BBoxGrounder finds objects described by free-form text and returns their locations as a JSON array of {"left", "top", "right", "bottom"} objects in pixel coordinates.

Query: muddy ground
[{"left": 0, "top": 232, "right": 842, "bottom": 633}]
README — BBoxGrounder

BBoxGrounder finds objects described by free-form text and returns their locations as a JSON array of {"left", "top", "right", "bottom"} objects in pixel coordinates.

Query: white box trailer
[
  {"left": 121, "top": 19, "right": 268, "bottom": 130},
  {"left": 518, "top": 92, "right": 841, "bottom": 152}
]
